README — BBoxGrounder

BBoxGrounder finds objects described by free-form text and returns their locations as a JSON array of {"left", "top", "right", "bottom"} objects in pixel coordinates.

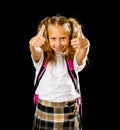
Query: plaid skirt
[{"left": 32, "top": 99, "right": 82, "bottom": 130}]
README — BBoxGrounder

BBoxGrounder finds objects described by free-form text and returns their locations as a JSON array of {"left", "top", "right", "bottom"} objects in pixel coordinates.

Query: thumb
[{"left": 78, "top": 25, "right": 85, "bottom": 38}]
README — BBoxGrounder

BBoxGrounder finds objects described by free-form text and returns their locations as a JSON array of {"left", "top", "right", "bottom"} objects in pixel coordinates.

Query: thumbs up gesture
[
  {"left": 29, "top": 25, "right": 46, "bottom": 51},
  {"left": 71, "top": 25, "right": 90, "bottom": 52}
]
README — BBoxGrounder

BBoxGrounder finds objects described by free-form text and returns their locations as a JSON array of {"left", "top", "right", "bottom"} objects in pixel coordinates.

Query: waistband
[{"left": 38, "top": 99, "right": 76, "bottom": 107}]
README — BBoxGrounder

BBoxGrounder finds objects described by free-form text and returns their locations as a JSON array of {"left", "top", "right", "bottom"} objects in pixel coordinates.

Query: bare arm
[
  {"left": 71, "top": 25, "right": 90, "bottom": 65},
  {"left": 75, "top": 40, "right": 90, "bottom": 65}
]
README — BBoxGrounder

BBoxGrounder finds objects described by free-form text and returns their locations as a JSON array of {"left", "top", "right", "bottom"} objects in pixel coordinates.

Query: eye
[
  {"left": 60, "top": 37, "right": 66, "bottom": 41},
  {"left": 50, "top": 37, "right": 56, "bottom": 41}
]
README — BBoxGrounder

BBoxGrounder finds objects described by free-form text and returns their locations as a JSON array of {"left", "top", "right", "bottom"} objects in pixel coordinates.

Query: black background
[{"left": 0, "top": 1, "right": 119, "bottom": 130}]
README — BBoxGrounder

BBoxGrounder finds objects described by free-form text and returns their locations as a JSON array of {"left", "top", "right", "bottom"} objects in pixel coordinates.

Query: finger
[
  {"left": 37, "top": 24, "right": 45, "bottom": 37},
  {"left": 29, "top": 36, "right": 37, "bottom": 46},
  {"left": 78, "top": 25, "right": 84, "bottom": 38}
]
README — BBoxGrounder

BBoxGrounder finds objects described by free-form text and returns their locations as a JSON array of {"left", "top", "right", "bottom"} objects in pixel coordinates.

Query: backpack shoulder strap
[
  {"left": 66, "top": 58, "right": 82, "bottom": 115},
  {"left": 65, "top": 58, "right": 77, "bottom": 87},
  {"left": 65, "top": 58, "right": 80, "bottom": 94},
  {"left": 34, "top": 56, "right": 47, "bottom": 90}
]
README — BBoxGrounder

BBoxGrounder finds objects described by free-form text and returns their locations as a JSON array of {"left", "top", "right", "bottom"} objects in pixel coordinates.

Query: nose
[{"left": 55, "top": 39, "right": 61, "bottom": 46}]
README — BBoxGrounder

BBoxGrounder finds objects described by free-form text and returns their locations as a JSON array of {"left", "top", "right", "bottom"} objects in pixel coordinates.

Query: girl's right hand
[{"left": 29, "top": 25, "right": 46, "bottom": 49}]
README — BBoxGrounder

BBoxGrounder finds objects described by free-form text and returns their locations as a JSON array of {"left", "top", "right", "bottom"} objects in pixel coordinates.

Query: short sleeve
[{"left": 73, "top": 54, "right": 86, "bottom": 73}]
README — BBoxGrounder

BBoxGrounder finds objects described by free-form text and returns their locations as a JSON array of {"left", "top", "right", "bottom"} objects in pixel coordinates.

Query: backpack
[{"left": 33, "top": 56, "right": 82, "bottom": 116}]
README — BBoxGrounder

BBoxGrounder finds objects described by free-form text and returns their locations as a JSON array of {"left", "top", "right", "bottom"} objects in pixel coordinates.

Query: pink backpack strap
[
  {"left": 34, "top": 56, "right": 47, "bottom": 91},
  {"left": 38, "top": 60, "right": 47, "bottom": 81},
  {"left": 33, "top": 56, "right": 48, "bottom": 105},
  {"left": 66, "top": 58, "right": 82, "bottom": 116},
  {"left": 66, "top": 58, "right": 78, "bottom": 92},
  {"left": 33, "top": 94, "right": 39, "bottom": 105},
  {"left": 77, "top": 97, "right": 82, "bottom": 117}
]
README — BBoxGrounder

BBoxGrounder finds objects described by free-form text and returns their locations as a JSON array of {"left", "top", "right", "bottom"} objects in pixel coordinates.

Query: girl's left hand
[{"left": 71, "top": 25, "right": 90, "bottom": 52}]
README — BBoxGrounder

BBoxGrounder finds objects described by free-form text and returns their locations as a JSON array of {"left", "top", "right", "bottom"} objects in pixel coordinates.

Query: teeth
[{"left": 55, "top": 47, "right": 63, "bottom": 49}]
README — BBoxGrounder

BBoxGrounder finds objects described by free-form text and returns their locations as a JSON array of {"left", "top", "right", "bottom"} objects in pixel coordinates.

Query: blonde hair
[{"left": 37, "top": 15, "right": 81, "bottom": 63}]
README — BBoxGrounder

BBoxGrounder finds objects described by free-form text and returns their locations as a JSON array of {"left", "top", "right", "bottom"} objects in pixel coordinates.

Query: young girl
[{"left": 29, "top": 15, "right": 90, "bottom": 130}]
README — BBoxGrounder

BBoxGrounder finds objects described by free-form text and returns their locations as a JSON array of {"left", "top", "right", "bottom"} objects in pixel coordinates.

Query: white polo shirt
[{"left": 32, "top": 51, "right": 86, "bottom": 102}]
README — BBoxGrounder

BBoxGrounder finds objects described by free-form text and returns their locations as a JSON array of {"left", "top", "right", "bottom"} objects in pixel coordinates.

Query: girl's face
[{"left": 48, "top": 24, "right": 70, "bottom": 54}]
